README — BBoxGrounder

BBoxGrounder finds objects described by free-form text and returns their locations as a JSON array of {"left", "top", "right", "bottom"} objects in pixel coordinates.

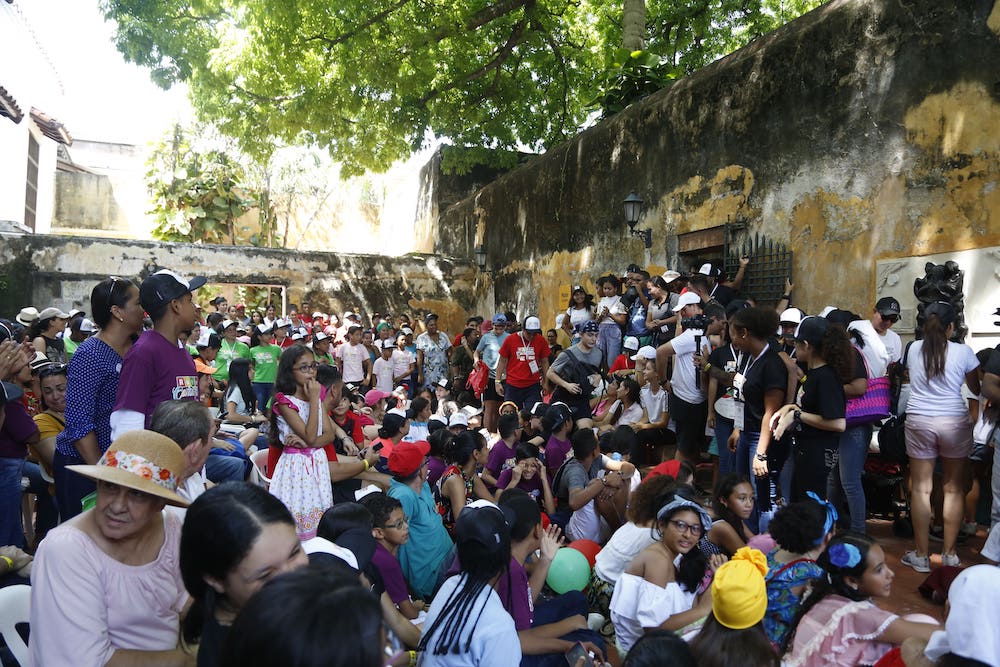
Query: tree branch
[{"left": 302, "top": 0, "right": 412, "bottom": 47}]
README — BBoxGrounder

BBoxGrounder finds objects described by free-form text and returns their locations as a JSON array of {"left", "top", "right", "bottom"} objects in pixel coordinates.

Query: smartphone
[{"left": 564, "top": 642, "right": 594, "bottom": 667}]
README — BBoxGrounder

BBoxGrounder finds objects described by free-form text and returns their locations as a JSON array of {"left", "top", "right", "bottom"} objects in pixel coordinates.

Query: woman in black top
[
  {"left": 771, "top": 317, "right": 850, "bottom": 502},
  {"left": 728, "top": 307, "right": 789, "bottom": 532}
]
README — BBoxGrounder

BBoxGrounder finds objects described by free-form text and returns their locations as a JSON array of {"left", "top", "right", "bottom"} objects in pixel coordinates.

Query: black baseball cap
[
  {"left": 792, "top": 316, "right": 828, "bottom": 345},
  {"left": 875, "top": 297, "right": 901, "bottom": 316},
  {"left": 140, "top": 269, "right": 206, "bottom": 312}
]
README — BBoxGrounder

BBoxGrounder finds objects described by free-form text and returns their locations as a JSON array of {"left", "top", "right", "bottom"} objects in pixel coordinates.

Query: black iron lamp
[
  {"left": 623, "top": 192, "right": 651, "bottom": 249},
  {"left": 474, "top": 244, "right": 488, "bottom": 272}
]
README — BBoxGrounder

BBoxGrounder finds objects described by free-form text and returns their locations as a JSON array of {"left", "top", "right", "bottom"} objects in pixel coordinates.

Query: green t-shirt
[
  {"left": 64, "top": 336, "right": 79, "bottom": 361},
  {"left": 250, "top": 344, "right": 281, "bottom": 384},
  {"left": 315, "top": 351, "right": 335, "bottom": 367},
  {"left": 216, "top": 339, "right": 250, "bottom": 381}
]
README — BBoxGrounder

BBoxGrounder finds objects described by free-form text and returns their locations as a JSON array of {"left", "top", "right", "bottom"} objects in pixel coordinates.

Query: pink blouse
[
  {"left": 784, "top": 595, "right": 898, "bottom": 667},
  {"left": 29, "top": 512, "right": 188, "bottom": 666}
]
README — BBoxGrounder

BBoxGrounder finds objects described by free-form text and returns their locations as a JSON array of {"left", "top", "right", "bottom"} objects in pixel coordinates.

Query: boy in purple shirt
[
  {"left": 543, "top": 405, "right": 574, "bottom": 479},
  {"left": 483, "top": 412, "right": 521, "bottom": 490},
  {"left": 360, "top": 492, "right": 426, "bottom": 620},
  {"left": 495, "top": 490, "right": 606, "bottom": 665},
  {"left": 110, "top": 269, "right": 205, "bottom": 439}
]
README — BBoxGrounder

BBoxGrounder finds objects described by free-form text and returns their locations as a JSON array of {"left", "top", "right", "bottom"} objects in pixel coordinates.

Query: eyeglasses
[
  {"left": 667, "top": 519, "right": 704, "bottom": 536},
  {"left": 881, "top": 313, "right": 899, "bottom": 323},
  {"left": 293, "top": 362, "right": 319, "bottom": 373},
  {"left": 384, "top": 517, "right": 409, "bottom": 530}
]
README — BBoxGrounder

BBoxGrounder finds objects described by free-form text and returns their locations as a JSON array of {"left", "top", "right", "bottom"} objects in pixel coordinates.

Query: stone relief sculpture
[{"left": 913, "top": 261, "right": 967, "bottom": 342}]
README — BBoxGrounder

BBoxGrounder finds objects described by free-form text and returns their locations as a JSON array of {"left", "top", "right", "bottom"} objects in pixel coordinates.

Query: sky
[{"left": 18, "top": 0, "right": 192, "bottom": 145}]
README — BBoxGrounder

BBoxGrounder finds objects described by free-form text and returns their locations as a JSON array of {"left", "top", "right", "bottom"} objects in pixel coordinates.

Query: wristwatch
[
  {"left": 793, "top": 409, "right": 802, "bottom": 423},
  {"left": 755, "top": 452, "right": 767, "bottom": 462}
]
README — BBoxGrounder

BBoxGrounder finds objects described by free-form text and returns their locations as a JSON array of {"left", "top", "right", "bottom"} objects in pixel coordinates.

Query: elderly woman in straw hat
[{"left": 29, "top": 430, "right": 195, "bottom": 667}]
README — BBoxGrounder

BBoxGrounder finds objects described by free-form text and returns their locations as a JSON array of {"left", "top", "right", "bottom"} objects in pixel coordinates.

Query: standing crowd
[{"left": 0, "top": 259, "right": 998, "bottom": 667}]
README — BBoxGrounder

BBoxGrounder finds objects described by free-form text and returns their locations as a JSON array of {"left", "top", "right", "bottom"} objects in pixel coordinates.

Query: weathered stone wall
[
  {"left": 439, "top": 0, "right": 1000, "bottom": 327},
  {"left": 0, "top": 233, "right": 482, "bottom": 336}
]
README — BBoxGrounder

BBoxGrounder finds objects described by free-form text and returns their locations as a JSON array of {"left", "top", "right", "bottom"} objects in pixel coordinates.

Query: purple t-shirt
[
  {"left": 113, "top": 330, "right": 198, "bottom": 426},
  {"left": 0, "top": 400, "right": 39, "bottom": 458},
  {"left": 371, "top": 542, "right": 410, "bottom": 605},
  {"left": 486, "top": 439, "right": 518, "bottom": 480},
  {"left": 495, "top": 556, "right": 533, "bottom": 630},
  {"left": 545, "top": 435, "right": 572, "bottom": 478},
  {"left": 496, "top": 468, "right": 544, "bottom": 506},
  {"left": 426, "top": 455, "right": 447, "bottom": 489}
]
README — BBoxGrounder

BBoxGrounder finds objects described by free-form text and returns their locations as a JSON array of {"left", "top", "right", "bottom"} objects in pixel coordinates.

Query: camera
[{"left": 681, "top": 314, "right": 712, "bottom": 332}]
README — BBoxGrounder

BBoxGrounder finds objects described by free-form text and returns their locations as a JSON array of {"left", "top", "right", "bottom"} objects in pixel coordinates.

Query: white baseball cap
[
  {"left": 779, "top": 308, "right": 803, "bottom": 325},
  {"left": 524, "top": 317, "right": 542, "bottom": 332},
  {"left": 631, "top": 345, "right": 657, "bottom": 361},
  {"left": 673, "top": 292, "right": 702, "bottom": 312},
  {"left": 622, "top": 336, "right": 640, "bottom": 351}
]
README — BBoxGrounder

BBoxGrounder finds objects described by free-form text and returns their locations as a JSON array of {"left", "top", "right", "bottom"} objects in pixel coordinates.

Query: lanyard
[{"left": 739, "top": 343, "right": 769, "bottom": 377}]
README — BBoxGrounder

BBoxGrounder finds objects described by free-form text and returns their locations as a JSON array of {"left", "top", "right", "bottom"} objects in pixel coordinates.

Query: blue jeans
[
  {"left": 737, "top": 431, "right": 788, "bottom": 534},
  {"left": 597, "top": 322, "right": 622, "bottom": 369},
  {"left": 714, "top": 416, "right": 736, "bottom": 475},
  {"left": 53, "top": 450, "right": 96, "bottom": 520},
  {"left": 828, "top": 424, "right": 872, "bottom": 533},
  {"left": 205, "top": 453, "right": 250, "bottom": 483},
  {"left": 0, "top": 457, "right": 25, "bottom": 548},
  {"left": 522, "top": 590, "right": 605, "bottom": 667},
  {"left": 252, "top": 382, "right": 273, "bottom": 412}
]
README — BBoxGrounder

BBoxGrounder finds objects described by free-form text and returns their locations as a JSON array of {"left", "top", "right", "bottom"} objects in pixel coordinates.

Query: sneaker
[
  {"left": 901, "top": 550, "right": 930, "bottom": 573},
  {"left": 961, "top": 521, "right": 978, "bottom": 536},
  {"left": 941, "top": 552, "right": 960, "bottom": 567}
]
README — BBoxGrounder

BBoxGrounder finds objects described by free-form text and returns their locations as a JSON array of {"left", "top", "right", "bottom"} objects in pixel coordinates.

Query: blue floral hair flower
[{"left": 828, "top": 542, "right": 862, "bottom": 569}]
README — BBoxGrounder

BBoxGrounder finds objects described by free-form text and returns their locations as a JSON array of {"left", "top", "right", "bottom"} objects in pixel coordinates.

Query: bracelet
[
  {"left": 793, "top": 409, "right": 802, "bottom": 423},
  {"left": 362, "top": 459, "right": 370, "bottom": 472},
  {"left": 782, "top": 294, "right": 791, "bottom": 299},
  {"left": 0, "top": 555, "right": 12, "bottom": 570},
  {"left": 703, "top": 362, "right": 712, "bottom": 372},
  {"left": 408, "top": 650, "right": 418, "bottom": 667}
]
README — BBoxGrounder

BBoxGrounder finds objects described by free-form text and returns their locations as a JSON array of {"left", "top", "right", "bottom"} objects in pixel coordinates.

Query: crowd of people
[{"left": 0, "top": 258, "right": 998, "bottom": 667}]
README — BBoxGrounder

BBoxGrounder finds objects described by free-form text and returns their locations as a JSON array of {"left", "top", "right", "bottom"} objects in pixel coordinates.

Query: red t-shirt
[
  {"left": 609, "top": 354, "right": 635, "bottom": 373},
  {"left": 499, "top": 332, "right": 551, "bottom": 388}
]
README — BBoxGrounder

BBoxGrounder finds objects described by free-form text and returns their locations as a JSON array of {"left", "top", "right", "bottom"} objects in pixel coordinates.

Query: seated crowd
[{"left": 0, "top": 259, "right": 998, "bottom": 667}]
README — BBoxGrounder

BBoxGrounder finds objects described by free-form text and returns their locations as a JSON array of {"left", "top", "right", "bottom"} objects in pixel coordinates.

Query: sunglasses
[{"left": 881, "top": 313, "right": 899, "bottom": 323}]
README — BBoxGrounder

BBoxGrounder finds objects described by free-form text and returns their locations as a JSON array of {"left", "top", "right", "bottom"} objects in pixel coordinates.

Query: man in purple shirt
[
  {"left": 495, "top": 491, "right": 606, "bottom": 665},
  {"left": 110, "top": 269, "right": 205, "bottom": 439}
]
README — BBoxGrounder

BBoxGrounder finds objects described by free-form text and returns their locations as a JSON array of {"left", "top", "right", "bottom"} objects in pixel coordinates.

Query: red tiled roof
[
  {"left": 30, "top": 106, "right": 72, "bottom": 145},
  {"left": 0, "top": 85, "right": 23, "bottom": 124}
]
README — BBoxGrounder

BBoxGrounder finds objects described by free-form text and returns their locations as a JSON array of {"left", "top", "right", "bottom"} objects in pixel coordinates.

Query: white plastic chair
[
  {"left": 249, "top": 450, "right": 272, "bottom": 489},
  {"left": 0, "top": 584, "right": 31, "bottom": 667}
]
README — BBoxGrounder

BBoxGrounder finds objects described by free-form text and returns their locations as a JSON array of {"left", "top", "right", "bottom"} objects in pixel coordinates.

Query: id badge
[
  {"left": 734, "top": 399, "right": 746, "bottom": 430},
  {"left": 733, "top": 372, "right": 746, "bottom": 393},
  {"left": 528, "top": 359, "right": 540, "bottom": 373}
]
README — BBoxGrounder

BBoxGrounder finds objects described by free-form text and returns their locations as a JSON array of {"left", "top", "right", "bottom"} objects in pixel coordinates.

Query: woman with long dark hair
[
  {"left": 783, "top": 533, "right": 938, "bottom": 666},
  {"left": 54, "top": 277, "right": 145, "bottom": 519},
  {"left": 181, "top": 483, "right": 308, "bottom": 667},
  {"left": 566, "top": 286, "right": 596, "bottom": 340},
  {"left": 899, "top": 301, "right": 980, "bottom": 572},
  {"left": 728, "top": 307, "right": 788, "bottom": 532},
  {"left": 224, "top": 358, "right": 266, "bottom": 426},
  {"left": 771, "top": 316, "right": 850, "bottom": 502}
]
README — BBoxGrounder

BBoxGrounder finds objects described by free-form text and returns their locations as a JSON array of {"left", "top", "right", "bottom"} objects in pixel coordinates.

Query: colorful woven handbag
[{"left": 846, "top": 347, "right": 891, "bottom": 426}]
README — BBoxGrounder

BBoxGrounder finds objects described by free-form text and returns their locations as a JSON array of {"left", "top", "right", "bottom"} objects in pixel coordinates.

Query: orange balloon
[{"left": 567, "top": 539, "right": 601, "bottom": 567}]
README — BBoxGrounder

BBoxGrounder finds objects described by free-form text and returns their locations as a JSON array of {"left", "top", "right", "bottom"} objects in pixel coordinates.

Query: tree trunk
[{"left": 623, "top": 0, "right": 645, "bottom": 51}]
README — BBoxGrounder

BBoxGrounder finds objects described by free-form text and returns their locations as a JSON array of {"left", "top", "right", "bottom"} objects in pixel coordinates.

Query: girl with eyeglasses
[
  {"left": 610, "top": 488, "right": 726, "bottom": 653},
  {"left": 54, "top": 277, "right": 145, "bottom": 520},
  {"left": 268, "top": 344, "right": 334, "bottom": 540}
]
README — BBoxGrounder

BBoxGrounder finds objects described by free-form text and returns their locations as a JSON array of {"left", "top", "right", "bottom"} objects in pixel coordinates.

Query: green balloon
[{"left": 546, "top": 547, "right": 592, "bottom": 594}]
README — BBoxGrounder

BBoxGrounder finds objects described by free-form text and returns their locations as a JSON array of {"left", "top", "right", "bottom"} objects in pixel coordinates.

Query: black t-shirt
[
  {"left": 797, "top": 364, "right": 846, "bottom": 449},
  {"left": 983, "top": 347, "right": 1000, "bottom": 376},
  {"left": 741, "top": 347, "right": 788, "bottom": 429},
  {"left": 850, "top": 348, "right": 867, "bottom": 382},
  {"left": 711, "top": 284, "right": 737, "bottom": 306},
  {"left": 708, "top": 344, "right": 739, "bottom": 394}
]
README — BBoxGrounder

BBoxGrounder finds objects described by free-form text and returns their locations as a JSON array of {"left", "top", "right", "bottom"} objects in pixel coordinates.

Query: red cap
[{"left": 388, "top": 440, "right": 430, "bottom": 477}]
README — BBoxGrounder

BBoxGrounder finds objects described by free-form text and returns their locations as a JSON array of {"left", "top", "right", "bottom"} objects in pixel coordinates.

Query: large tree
[{"left": 104, "top": 0, "right": 822, "bottom": 175}]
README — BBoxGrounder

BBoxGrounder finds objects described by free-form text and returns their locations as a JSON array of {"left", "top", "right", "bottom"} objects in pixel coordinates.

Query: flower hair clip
[{"left": 828, "top": 542, "right": 861, "bottom": 569}]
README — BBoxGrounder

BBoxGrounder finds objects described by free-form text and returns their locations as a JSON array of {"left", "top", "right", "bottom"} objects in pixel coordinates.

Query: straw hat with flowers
[{"left": 67, "top": 430, "right": 189, "bottom": 507}]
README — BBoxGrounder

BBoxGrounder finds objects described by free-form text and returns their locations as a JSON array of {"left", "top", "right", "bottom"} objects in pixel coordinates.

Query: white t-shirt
[
  {"left": 336, "top": 342, "right": 368, "bottom": 382},
  {"left": 168, "top": 469, "right": 208, "bottom": 520},
  {"left": 594, "top": 522, "right": 658, "bottom": 584},
  {"left": 640, "top": 383, "right": 668, "bottom": 423},
  {"left": 670, "top": 329, "right": 707, "bottom": 404},
  {"left": 372, "top": 357, "right": 394, "bottom": 392},
  {"left": 607, "top": 399, "right": 644, "bottom": 427},
  {"left": 881, "top": 328, "right": 902, "bottom": 364},
  {"left": 567, "top": 306, "right": 594, "bottom": 329},
  {"left": 904, "top": 340, "right": 979, "bottom": 416},
  {"left": 390, "top": 348, "right": 414, "bottom": 378},
  {"left": 420, "top": 574, "right": 521, "bottom": 667},
  {"left": 597, "top": 296, "right": 626, "bottom": 325}
]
